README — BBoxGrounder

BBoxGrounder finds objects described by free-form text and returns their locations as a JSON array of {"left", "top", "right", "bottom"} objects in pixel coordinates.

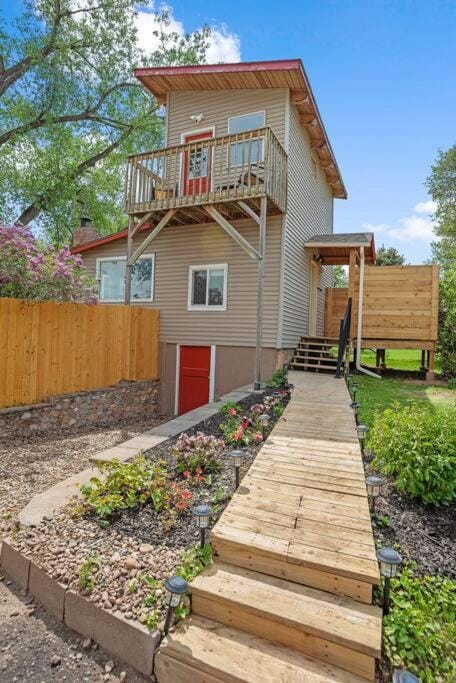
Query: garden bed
[{"left": 8, "top": 388, "right": 289, "bottom": 641}]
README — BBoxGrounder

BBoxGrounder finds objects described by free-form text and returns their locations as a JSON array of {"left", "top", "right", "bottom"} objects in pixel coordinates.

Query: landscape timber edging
[{"left": 0, "top": 538, "right": 161, "bottom": 676}]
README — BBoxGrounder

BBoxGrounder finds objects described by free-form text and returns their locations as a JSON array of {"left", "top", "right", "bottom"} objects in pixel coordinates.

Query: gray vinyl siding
[
  {"left": 167, "top": 89, "right": 287, "bottom": 147},
  {"left": 81, "top": 216, "right": 282, "bottom": 348},
  {"left": 280, "top": 98, "right": 334, "bottom": 347}
]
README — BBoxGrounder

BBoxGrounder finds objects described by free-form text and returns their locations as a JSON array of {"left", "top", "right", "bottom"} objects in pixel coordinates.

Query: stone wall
[{"left": 0, "top": 380, "right": 160, "bottom": 438}]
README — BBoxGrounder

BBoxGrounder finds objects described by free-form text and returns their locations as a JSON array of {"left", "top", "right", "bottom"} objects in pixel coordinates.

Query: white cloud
[
  {"left": 413, "top": 200, "right": 436, "bottom": 215},
  {"left": 362, "top": 200, "right": 436, "bottom": 243},
  {"left": 136, "top": 5, "right": 241, "bottom": 63}
]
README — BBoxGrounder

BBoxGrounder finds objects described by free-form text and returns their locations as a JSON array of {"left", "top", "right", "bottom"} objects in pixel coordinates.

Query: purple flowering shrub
[
  {"left": 172, "top": 432, "right": 225, "bottom": 478},
  {"left": 0, "top": 225, "right": 97, "bottom": 304}
]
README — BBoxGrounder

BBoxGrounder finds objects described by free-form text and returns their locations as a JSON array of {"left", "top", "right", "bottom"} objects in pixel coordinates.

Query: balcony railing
[{"left": 124, "top": 127, "right": 287, "bottom": 216}]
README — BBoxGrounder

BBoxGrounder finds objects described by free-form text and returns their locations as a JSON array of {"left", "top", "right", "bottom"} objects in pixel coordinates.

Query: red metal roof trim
[
  {"left": 134, "top": 59, "right": 302, "bottom": 79},
  {"left": 70, "top": 228, "right": 128, "bottom": 254}
]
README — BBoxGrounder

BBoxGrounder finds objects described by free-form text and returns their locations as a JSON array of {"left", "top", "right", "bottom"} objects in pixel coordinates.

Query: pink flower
[{"left": 228, "top": 407, "right": 237, "bottom": 416}]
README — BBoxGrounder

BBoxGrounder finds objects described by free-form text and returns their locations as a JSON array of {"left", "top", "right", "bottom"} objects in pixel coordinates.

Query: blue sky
[{"left": 3, "top": 1, "right": 455, "bottom": 262}]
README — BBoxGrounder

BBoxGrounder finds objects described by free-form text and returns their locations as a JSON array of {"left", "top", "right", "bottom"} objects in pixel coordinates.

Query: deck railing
[{"left": 124, "top": 127, "right": 287, "bottom": 215}]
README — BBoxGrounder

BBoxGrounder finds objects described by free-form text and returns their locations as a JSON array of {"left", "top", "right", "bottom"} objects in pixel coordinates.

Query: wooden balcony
[{"left": 124, "top": 127, "right": 287, "bottom": 225}]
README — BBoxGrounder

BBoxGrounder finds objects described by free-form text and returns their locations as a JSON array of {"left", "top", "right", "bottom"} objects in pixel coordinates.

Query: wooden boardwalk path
[{"left": 156, "top": 372, "right": 382, "bottom": 682}]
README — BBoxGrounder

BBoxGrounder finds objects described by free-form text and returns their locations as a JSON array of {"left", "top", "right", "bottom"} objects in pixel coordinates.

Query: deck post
[
  {"left": 254, "top": 196, "right": 267, "bottom": 390},
  {"left": 124, "top": 215, "right": 134, "bottom": 304},
  {"left": 426, "top": 350, "right": 435, "bottom": 382}
]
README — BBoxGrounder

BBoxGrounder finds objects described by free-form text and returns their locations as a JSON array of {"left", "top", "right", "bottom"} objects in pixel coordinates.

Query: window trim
[
  {"left": 187, "top": 263, "right": 228, "bottom": 311},
  {"left": 96, "top": 253, "right": 155, "bottom": 303},
  {"left": 227, "top": 111, "right": 266, "bottom": 168}
]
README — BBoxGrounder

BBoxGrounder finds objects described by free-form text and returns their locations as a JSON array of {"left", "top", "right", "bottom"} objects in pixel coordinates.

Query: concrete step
[
  {"left": 155, "top": 615, "right": 372, "bottom": 683},
  {"left": 190, "top": 563, "right": 381, "bottom": 680}
]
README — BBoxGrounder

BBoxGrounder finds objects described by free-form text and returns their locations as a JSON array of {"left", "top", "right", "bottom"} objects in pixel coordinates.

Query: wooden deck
[{"left": 155, "top": 372, "right": 382, "bottom": 682}]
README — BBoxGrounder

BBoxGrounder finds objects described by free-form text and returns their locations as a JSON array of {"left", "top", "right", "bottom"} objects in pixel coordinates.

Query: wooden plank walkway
[{"left": 156, "top": 372, "right": 382, "bottom": 682}]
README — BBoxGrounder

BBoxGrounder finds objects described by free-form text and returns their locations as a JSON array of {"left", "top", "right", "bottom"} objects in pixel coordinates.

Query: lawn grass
[
  {"left": 352, "top": 374, "right": 455, "bottom": 428},
  {"left": 359, "top": 348, "right": 442, "bottom": 373}
]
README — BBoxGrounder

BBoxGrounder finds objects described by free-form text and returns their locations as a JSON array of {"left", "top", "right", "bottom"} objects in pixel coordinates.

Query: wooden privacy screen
[
  {"left": 325, "top": 265, "right": 439, "bottom": 344},
  {"left": 0, "top": 299, "right": 159, "bottom": 409}
]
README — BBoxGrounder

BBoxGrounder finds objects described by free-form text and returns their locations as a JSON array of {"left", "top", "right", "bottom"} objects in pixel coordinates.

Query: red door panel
[
  {"left": 182, "top": 131, "right": 213, "bottom": 196},
  {"left": 178, "top": 346, "right": 211, "bottom": 415}
]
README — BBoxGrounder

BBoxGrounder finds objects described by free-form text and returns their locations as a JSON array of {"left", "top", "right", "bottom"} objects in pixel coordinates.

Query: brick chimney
[{"left": 72, "top": 217, "right": 99, "bottom": 247}]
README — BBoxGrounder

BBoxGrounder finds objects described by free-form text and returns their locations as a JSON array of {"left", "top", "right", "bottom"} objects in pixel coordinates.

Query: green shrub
[
  {"left": 77, "top": 556, "right": 101, "bottom": 593},
  {"left": 266, "top": 367, "right": 287, "bottom": 388},
  {"left": 383, "top": 568, "right": 456, "bottom": 682},
  {"left": 80, "top": 457, "right": 192, "bottom": 522},
  {"left": 438, "top": 263, "right": 456, "bottom": 378},
  {"left": 370, "top": 402, "right": 456, "bottom": 505}
]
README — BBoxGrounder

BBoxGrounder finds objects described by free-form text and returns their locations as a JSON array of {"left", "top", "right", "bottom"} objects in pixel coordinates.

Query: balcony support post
[
  {"left": 254, "top": 196, "right": 268, "bottom": 390},
  {"left": 127, "top": 209, "right": 176, "bottom": 267},
  {"left": 124, "top": 215, "right": 134, "bottom": 305}
]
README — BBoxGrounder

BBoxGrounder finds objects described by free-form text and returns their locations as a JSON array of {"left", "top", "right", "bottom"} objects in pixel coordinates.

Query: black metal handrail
[{"left": 335, "top": 297, "right": 352, "bottom": 378}]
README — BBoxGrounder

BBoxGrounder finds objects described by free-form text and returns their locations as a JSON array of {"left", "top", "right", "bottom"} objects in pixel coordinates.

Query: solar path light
[
  {"left": 259, "top": 412, "right": 270, "bottom": 440},
  {"left": 356, "top": 424, "right": 368, "bottom": 453},
  {"left": 365, "top": 474, "right": 385, "bottom": 512},
  {"left": 163, "top": 575, "right": 188, "bottom": 635},
  {"left": 192, "top": 504, "right": 212, "bottom": 549},
  {"left": 377, "top": 547, "right": 402, "bottom": 615},
  {"left": 228, "top": 449, "right": 244, "bottom": 489},
  {"left": 392, "top": 671, "right": 420, "bottom": 683}
]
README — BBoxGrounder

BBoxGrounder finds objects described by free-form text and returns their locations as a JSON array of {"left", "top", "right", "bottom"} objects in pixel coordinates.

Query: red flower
[{"left": 183, "top": 470, "right": 190, "bottom": 479}]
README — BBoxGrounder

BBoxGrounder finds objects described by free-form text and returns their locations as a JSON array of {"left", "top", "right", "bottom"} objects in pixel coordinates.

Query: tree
[
  {"left": 0, "top": 224, "right": 97, "bottom": 302},
  {"left": 333, "top": 265, "right": 348, "bottom": 287},
  {"left": 426, "top": 145, "right": 456, "bottom": 377},
  {"left": 426, "top": 145, "right": 456, "bottom": 268},
  {"left": 375, "top": 244, "right": 406, "bottom": 266},
  {"left": 0, "top": 2, "right": 210, "bottom": 245}
]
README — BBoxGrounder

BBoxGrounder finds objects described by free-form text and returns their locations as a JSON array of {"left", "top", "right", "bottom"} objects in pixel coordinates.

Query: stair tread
[
  {"left": 291, "top": 362, "right": 338, "bottom": 370},
  {"left": 191, "top": 563, "right": 381, "bottom": 658},
  {"left": 156, "top": 615, "right": 369, "bottom": 683}
]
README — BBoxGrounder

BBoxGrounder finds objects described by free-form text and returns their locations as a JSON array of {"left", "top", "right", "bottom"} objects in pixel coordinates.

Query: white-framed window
[
  {"left": 96, "top": 254, "right": 155, "bottom": 303},
  {"left": 188, "top": 264, "right": 228, "bottom": 311},
  {"left": 228, "top": 111, "right": 265, "bottom": 167}
]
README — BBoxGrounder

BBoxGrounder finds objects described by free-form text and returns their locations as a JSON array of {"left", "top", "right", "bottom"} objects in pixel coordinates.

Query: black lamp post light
[
  {"left": 350, "top": 400, "right": 359, "bottom": 422},
  {"left": 357, "top": 424, "right": 368, "bottom": 453},
  {"left": 163, "top": 575, "right": 188, "bottom": 635},
  {"left": 392, "top": 670, "right": 421, "bottom": 683},
  {"left": 192, "top": 504, "right": 212, "bottom": 549},
  {"left": 259, "top": 412, "right": 270, "bottom": 440},
  {"left": 352, "top": 381, "right": 359, "bottom": 402},
  {"left": 365, "top": 474, "right": 385, "bottom": 512},
  {"left": 229, "top": 449, "right": 244, "bottom": 489},
  {"left": 377, "top": 547, "right": 402, "bottom": 615}
]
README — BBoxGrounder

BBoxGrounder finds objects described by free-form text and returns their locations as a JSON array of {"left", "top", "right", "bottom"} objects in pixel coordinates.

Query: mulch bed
[
  {"left": 366, "top": 457, "right": 456, "bottom": 579},
  {"left": 11, "top": 389, "right": 288, "bottom": 631}
]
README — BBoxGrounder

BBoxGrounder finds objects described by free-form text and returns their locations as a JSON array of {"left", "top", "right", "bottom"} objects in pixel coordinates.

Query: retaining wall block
[
  {"left": 0, "top": 539, "right": 31, "bottom": 590},
  {"left": 28, "top": 560, "right": 66, "bottom": 621}
]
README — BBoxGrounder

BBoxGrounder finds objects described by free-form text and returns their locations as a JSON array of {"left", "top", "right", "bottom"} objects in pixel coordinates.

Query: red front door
[
  {"left": 178, "top": 346, "right": 211, "bottom": 415},
  {"left": 182, "top": 131, "right": 213, "bottom": 196}
]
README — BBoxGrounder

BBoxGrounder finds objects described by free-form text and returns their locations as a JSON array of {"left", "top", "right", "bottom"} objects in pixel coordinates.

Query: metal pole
[
  {"left": 384, "top": 578, "right": 391, "bottom": 615},
  {"left": 235, "top": 466, "right": 240, "bottom": 489},
  {"left": 163, "top": 606, "right": 174, "bottom": 635},
  {"left": 200, "top": 528, "right": 205, "bottom": 550},
  {"left": 124, "top": 215, "right": 134, "bottom": 305},
  {"left": 254, "top": 196, "right": 267, "bottom": 390}
]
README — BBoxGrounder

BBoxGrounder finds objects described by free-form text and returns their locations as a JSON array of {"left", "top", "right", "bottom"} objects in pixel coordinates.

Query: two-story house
[{"left": 72, "top": 59, "right": 347, "bottom": 415}]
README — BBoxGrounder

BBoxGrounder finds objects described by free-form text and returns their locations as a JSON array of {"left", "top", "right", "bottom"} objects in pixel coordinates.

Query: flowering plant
[
  {"left": 172, "top": 432, "right": 224, "bottom": 479},
  {"left": 220, "top": 393, "right": 287, "bottom": 446},
  {"left": 0, "top": 225, "right": 97, "bottom": 303}
]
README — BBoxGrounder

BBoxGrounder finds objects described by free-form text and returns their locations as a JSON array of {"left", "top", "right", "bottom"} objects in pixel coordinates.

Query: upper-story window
[
  {"left": 188, "top": 264, "right": 228, "bottom": 311},
  {"left": 96, "top": 254, "right": 155, "bottom": 303},
  {"left": 228, "top": 111, "right": 265, "bottom": 167}
]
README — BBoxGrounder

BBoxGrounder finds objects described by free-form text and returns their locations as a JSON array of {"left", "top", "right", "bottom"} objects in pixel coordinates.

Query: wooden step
[
  {"left": 211, "top": 528, "right": 377, "bottom": 604},
  {"left": 301, "top": 336, "right": 339, "bottom": 342},
  {"left": 296, "top": 347, "right": 337, "bottom": 356},
  {"left": 155, "top": 615, "right": 370, "bottom": 683},
  {"left": 290, "top": 362, "right": 337, "bottom": 371},
  {"left": 190, "top": 563, "right": 381, "bottom": 680},
  {"left": 294, "top": 354, "right": 338, "bottom": 364},
  {"left": 298, "top": 341, "right": 336, "bottom": 349}
]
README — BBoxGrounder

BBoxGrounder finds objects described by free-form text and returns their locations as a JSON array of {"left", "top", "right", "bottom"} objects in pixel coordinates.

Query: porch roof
[
  {"left": 134, "top": 59, "right": 347, "bottom": 200},
  {"left": 304, "top": 232, "right": 376, "bottom": 265}
]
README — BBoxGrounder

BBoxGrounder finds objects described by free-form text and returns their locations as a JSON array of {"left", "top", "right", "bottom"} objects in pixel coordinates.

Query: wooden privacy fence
[
  {"left": 0, "top": 298, "right": 159, "bottom": 409},
  {"left": 324, "top": 265, "right": 439, "bottom": 347}
]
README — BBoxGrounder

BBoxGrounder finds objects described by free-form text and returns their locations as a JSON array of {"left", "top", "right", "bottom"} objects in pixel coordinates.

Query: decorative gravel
[
  {"left": 0, "top": 415, "right": 168, "bottom": 538},
  {"left": 11, "top": 390, "right": 288, "bottom": 631}
]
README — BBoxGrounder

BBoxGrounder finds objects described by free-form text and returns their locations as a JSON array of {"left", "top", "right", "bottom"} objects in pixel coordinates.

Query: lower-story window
[
  {"left": 96, "top": 254, "right": 155, "bottom": 302},
  {"left": 188, "top": 264, "right": 228, "bottom": 310}
]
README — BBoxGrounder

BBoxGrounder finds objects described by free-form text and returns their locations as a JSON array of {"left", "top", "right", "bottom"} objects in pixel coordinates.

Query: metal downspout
[{"left": 355, "top": 246, "right": 381, "bottom": 379}]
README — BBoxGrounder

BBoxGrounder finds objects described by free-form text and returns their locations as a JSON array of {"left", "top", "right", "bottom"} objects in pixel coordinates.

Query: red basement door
[{"left": 178, "top": 345, "right": 211, "bottom": 415}]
